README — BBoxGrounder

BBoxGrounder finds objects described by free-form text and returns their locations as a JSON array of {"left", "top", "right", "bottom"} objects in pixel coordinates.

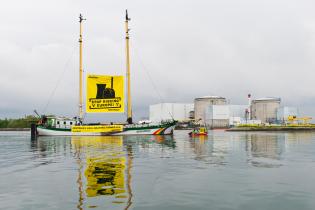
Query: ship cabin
[{"left": 44, "top": 116, "right": 78, "bottom": 129}]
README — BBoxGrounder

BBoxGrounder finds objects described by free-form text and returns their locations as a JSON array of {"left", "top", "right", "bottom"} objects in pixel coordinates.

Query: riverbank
[
  {"left": 0, "top": 128, "right": 30, "bottom": 131},
  {"left": 227, "top": 126, "right": 315, "bottom": 132}
]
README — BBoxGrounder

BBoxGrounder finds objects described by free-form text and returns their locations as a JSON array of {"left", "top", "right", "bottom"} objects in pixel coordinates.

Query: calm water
[{"left": 0, "top": 131, "right": 315, "bottom": 210}]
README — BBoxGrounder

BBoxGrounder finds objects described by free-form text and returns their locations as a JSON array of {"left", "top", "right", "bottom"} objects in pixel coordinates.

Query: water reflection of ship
[
  {"left": 71, "top": 136, "right": 133, "bottom": 210},
  {"left": 29, "top": 135, "right": 176, "bottom": 210},
  {"left": 30, "top": 136, "right": 70, "bottom": 158},
  {"left": 123, "top": 135, "right": 176, "bottom": 149}
]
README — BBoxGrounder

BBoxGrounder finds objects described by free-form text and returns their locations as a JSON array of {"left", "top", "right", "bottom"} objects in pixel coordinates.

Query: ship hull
[
  {"left": 37, "top": 127, "right": 103, "bottom": 136},
  {"left": 36, "top": 123, "right": 176, "bottom": 136},
  {"left": 112, "top": 125, "right": 175, "bottom": 135}
]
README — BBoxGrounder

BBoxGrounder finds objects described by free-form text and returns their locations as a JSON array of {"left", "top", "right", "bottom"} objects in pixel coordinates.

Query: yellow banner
[
  {"left": 71, "top": 125, "right": 123, "bottom": 133},
  {"left": 86, "top": 75, "right": 124, "bottom": 113}
]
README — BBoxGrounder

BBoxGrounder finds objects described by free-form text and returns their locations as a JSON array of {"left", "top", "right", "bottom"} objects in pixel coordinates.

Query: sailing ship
[{"left": 36, "top": 11, "right": 176, "bottom": 136}]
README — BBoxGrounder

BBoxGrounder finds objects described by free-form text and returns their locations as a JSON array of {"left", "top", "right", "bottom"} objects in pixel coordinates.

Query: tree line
[{"left": 0, "top": 115, "right": 39, "bottom": 128}]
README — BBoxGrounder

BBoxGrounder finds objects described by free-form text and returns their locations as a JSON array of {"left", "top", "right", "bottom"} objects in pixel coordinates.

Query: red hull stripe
[
  {"left": 153, "top": 128, "right": 162, "bottom": 135},
  {"left": 153, "top": 128, "right": 165, "bottom": 135}
]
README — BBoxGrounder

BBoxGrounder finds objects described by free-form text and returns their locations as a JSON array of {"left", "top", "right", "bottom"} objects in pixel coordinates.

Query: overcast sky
[{"left": 1, "top": 0, "right": 315, "bottom": 121}]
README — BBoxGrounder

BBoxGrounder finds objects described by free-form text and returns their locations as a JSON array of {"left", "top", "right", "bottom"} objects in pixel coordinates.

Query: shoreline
[
  {"left": 227, "top": 126, "right": 315, "bottom": 132},
  {"left": 0, "top": 128, "right": 30, "bottom": 131}
]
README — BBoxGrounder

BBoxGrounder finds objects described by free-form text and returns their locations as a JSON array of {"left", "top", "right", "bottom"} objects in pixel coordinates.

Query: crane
[{"left": 287, "top": 115, "right": 312, "bottom": 125}]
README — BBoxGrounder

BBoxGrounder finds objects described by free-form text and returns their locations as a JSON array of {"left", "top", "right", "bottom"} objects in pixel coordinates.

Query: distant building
[
  {"left": 251, "top": 97, "right": 281, "bottom": 123},
  {"left": 205, "top": 105, "right": 229, "bottom": 128},
  {"left": 194, "top": 96, "right": 227, "bottom": 124},
  {"left": 204, "top": 105, "right": 248, "bottom": 128},
  {"left": 149, "top": 103, "right": 194, "bottom": 122}
]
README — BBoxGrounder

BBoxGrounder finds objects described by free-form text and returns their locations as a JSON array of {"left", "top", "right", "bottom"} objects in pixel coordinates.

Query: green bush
[{"left": 0, "top": 116, "right": 39, "bottom": 128}]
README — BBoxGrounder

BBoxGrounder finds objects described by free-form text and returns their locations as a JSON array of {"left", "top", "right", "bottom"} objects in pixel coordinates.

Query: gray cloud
[{"left": 1, "top": 0, "right": 315, "bottom": 121}]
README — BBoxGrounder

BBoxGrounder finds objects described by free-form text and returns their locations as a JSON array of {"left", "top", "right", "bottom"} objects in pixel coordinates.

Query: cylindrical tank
[
  {"left": 194, "top": 96, "right": 227, "bottom": 124},
  {"left": 251, "top": 97, "right": 281, "bottom": 123}
]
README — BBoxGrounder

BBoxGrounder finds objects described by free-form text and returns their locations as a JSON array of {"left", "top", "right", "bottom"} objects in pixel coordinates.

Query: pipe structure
[{"left": 248, "top": 94, "right": 251, "bottom": 120}]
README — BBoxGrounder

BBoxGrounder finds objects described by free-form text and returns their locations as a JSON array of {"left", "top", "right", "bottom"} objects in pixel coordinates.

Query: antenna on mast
[
  {"left": 126, "top": 9, "right": 131, "bottom": 21},
  {"left": 79, "top": 14, "right": 86, "bottom": 23}
]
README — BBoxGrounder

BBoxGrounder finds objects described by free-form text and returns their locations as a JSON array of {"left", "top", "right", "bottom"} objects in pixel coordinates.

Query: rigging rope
[
  {"left": 132, "top": 47, "right": 174, "bottom": 120},
  {"left": 42, "top": 46, "right": 77, "bottom": 114}
]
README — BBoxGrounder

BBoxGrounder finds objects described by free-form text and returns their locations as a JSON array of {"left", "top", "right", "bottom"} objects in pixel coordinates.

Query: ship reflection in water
[
  {"left": 16, "top": 131, "right": 315, "bottom": 210},
  {"left": 71, "top": 136, "right": 132, "bottom": 209},
  {"left": 70, "top": 135, "right": 174, "bottom": 210}
]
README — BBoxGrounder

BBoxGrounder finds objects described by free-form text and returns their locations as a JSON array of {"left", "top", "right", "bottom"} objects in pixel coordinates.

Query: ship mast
[
  {"left": 79, "top": 14, "right": 85, "bottom": 121},
  {"left": 125, "top": 10, "right": 133, "bottom": 124}
]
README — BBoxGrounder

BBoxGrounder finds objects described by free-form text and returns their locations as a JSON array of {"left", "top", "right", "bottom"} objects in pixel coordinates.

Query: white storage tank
[
  {"left": 149, "top": 103, "right": 194, "bottom": 122},
  {"left": 194, "top": 96, "right": 227, "bottom": 124},
  {"left": 251, "top": 97, "right": 281, "bottom": 123}
]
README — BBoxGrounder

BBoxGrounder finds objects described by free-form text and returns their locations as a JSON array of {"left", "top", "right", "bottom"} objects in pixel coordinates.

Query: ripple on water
[{"left": 0, "top": 131, "right": 315, "bottom": 210}]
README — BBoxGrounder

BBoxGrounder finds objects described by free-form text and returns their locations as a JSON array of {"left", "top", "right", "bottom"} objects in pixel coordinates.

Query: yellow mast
[
  {"left": 125, "top": 10, "right": 132, "bottom": 124},
  {"left": 79, "top": 14, "right": 85, "bottom": 121}
]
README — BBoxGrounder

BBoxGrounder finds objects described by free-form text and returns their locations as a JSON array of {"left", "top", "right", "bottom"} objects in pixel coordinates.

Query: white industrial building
[
  {"left": 204, "top": 105, "right": 229, "bottom": 128},
  {"left": 194, "top": 96, "right": 227, "bottom": 124},
  {"left": 204, "top": 105, "right": 248, "bottom": 128},
  {"left": 251, "top": 97, "right": 281, "bottom": 123},
  {"left": 149, "top": 103, "right": 194, "bottom": 122}
]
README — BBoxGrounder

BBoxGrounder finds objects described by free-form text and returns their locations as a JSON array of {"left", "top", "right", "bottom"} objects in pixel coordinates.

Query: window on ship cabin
[
  {"left": 70, "top": 122, "right": 73, "bottom": 125},
  {"left": 57, "top": 121, "right": 59, "bottom": 124}
]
